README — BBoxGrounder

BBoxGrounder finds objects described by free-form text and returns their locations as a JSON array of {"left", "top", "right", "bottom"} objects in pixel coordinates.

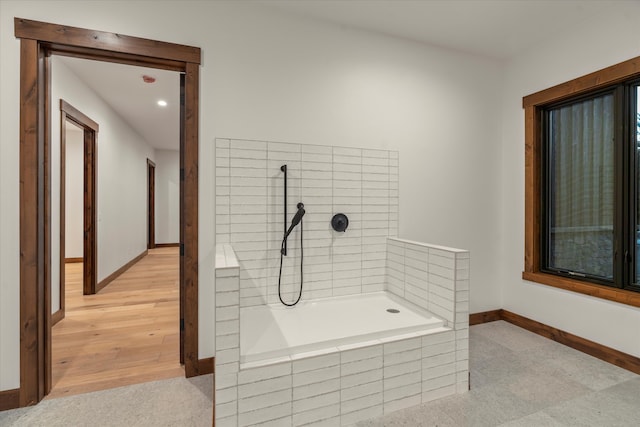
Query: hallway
[{"left": 49, "top": 247, "right": 182, "bottom": 398}]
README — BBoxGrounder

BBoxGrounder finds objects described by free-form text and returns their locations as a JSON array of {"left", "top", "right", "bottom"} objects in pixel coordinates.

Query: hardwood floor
[{"left": 49, "top": 247, "right": 183, "bottom": 399}]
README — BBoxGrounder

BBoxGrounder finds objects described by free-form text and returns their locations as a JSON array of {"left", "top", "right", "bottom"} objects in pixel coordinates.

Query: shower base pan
[{"left": 240, "top": 291, "right": 448, "bottom": 367}]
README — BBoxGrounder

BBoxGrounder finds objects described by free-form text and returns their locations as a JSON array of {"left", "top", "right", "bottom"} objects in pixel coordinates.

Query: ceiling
[
  {"left": 262, "top": 0, "right": 618, "bottom": 60},
  {"left": 58, "top": 56, "right": 180, "bottom": 151},
  {"left": 57, "top": 0, "right": 620, "bottom": 151}
]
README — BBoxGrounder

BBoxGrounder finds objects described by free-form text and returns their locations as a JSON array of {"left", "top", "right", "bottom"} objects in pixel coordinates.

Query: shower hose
[{"left": 278, "top": 220, "right": 303, "bottom": 306}]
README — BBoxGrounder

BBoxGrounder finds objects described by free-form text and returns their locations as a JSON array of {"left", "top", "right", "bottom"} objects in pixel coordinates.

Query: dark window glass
[
  {"left": 546, "top": 93, "right": 615, "bottom": 279},
  {"left": 635, "top": 86, "right": 640, "bottom": 284}
]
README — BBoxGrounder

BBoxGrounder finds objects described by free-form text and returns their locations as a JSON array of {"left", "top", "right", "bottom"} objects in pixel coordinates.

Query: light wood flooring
[{"left": 49, "top": 247, "right": 183, "bottom": 399}]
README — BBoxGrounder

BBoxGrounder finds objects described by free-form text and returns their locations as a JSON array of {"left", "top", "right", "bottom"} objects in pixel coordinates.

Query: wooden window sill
[{"left": 522, "top": 271, "right": 640, "bottom": 308}]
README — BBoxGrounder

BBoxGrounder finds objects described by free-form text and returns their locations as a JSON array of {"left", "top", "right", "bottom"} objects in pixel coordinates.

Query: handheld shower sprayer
[
  {"left": 279, "top": 164, "right": 305, "bottom": 306},
  {"left": 284, "top": 203, "right": 305, "bottom": 240}
]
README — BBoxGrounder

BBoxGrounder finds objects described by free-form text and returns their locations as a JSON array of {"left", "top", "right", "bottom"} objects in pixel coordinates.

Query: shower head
[{"left": 284, "top": 203, "right": 305, "bottom": 239}]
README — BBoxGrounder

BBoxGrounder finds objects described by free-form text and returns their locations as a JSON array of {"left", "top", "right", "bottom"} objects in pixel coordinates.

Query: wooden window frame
[{"left": 523, "top": 55, "right": 640, "bottom": 307}]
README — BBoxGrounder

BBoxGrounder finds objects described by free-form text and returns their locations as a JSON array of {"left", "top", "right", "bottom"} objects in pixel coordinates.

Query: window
[
  {"left": 523, "top": 56, "right": 640, "bottom": 307},
  {"left": 544, "top": 91, "right": 616, "bottom": 282}
]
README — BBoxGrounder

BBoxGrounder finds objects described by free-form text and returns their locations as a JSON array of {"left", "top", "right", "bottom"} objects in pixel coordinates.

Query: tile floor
[
  {"left": 359, "top": 321, "right": 640, "bottom": 426},
  {"left": 1, "top": 321, "right": 639, "bottom": 426},
  {"left": 0, "top": 375, "right": 213, "bottom": 426}
]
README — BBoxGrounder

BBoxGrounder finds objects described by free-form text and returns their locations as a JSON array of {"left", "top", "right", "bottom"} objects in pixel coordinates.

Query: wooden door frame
[
  {"left": 147, "top": 159, "right": 156, "bottom": 250},
  {"left": 60, "top": 100, "right": 98, "bottom": 301},
  {"left": 15, "top": 17, "right": 202, "bottom": 407}
]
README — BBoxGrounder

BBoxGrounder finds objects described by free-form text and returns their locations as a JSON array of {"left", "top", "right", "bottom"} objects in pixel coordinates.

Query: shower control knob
[{"left": 331, "top": 213, "right": 349, "bottom": 232}]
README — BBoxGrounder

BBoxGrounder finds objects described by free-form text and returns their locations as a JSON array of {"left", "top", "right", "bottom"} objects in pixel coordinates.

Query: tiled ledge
[
  {"left": 215, "top": 244, "right": 240, "bottom": 276},
  {"left": 387, "top": 237, "right": 468, "bottom": 255}
]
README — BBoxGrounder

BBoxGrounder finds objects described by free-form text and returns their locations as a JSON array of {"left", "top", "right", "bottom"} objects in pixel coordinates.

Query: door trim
[
  {"left": 60, "top": 100, "right": 98, "bottom": 297},
  {"left": 15, "top": 17, "right": 202, "bottom": 406},
  {"left": 147, "top": 159, "right": 156, "bottom": 250}
]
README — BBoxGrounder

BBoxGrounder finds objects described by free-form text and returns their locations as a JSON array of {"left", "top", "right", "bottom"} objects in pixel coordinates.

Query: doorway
[
  {"left": 15, "top": 17, "right": 203, "bottom": 406},
  {"left": 55, "top": 93, "right": 183, "bottom": 396}
]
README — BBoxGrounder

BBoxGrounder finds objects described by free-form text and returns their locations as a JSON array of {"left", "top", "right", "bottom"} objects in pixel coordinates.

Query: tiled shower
[
  {"left": 214, "top": 138, "right": 469, "bottom": 426},
  {"left": 215, "top": 138, "right": 399, "bottom": 306}
]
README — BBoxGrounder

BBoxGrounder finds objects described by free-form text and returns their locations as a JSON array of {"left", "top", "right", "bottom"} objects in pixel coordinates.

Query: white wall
[
  {"left": 154, "top": 149, "right": 180, "bottom": 245},
  {"left": 0, "top": 1, "right": 504, "bottom": 390},
  {"left": 65, "top": 127, "right": 84, "bottom": 259},
  {"left": 50, "top": 57, "right": 155, "bottom": 306},
  {"left": 499, "top": 2, "right": 640, "bottom": 358},
  {"left": 49, "top": 124, "right": 84, "bottom": 316}
]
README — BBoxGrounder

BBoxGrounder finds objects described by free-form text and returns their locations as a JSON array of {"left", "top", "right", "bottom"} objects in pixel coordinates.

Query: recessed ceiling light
[{"left": 157, "top": 100, "right": 168, "bottom": 107}]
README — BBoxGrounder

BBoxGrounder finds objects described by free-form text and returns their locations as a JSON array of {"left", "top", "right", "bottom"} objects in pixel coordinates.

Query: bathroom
[{"left": 3, "top": 1, "right": 640, "bottom": 425}]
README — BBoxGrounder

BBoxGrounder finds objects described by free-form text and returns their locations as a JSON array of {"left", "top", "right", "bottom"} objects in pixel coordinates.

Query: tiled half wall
[
  {"left": 214, "top": 241, "right": 470, "bottom": 426},
  {"left": 215, "top": 138, "right": 399, "bottom": 307},
  {"left": 385, "top": 238, "right": 470, "bottom": 325},
  {"left": 384, "top": 237, "right": 470, "bottom": 397}
]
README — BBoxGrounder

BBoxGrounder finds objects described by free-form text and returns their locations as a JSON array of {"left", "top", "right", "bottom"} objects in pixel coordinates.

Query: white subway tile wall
[
  {"left": 384, "top": 237, "right": 471, "bottom": 396},
  {"left": 215, "top": 244, "right": 241, "bottom": 427},
  {"left": 215, "top": 140, "right": 469, "bottom": 425},
  {"left": 216, "top": 138, "right": 399, "bottom": 307},
  {"left": 215, "top": 239, "right": 470, "bottom": 426}
]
